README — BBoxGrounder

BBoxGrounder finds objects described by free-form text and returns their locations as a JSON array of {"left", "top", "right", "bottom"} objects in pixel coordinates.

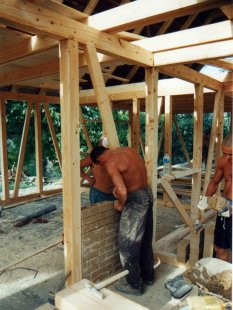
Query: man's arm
[
  {"left": 206, "top": 159, "right": 224, "bottom": 196},
  {"left": 80, "top": 156, "right": 95, "bottom": 186},
  {"left": 106, "top": 164, "right": 127, "bottom": 211}
]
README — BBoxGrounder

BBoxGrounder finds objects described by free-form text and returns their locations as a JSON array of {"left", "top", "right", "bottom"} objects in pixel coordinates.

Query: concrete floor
[{"left": 0, "top": 193, "right": 187, "bottom": 310}]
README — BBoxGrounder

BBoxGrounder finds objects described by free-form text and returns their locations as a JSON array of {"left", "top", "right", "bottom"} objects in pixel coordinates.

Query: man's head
[
  {"left": 222, "top": 134, "right": 232, "bottom": 161},
  {"left": 90, "top": 146, "right": 108, "bottom": 164}
]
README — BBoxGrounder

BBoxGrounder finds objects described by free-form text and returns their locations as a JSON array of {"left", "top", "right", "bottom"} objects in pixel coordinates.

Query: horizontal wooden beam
[
  {"left": 154, "top": 39, "right": 233, "bottom": 66},
  {"left": 87, "top": 0, "right": 229, "bottom": 33},
  {"left": 0, "top": 60, "right": 59, "bottom": 86},
  {"left": 0, "top": 1, "right": 153, "bottom": 67},
  {"left": 135, "top": 20, "right": 233, "bottom": 52},
  {"left": 160, "top": 65, "right": 223, "bottom": 91},
  {"left": 0, "top": 36, "right": 58, "bottom": 65},
  {"left": 199, "top": 59, "right": 233, "bottom": 71}
]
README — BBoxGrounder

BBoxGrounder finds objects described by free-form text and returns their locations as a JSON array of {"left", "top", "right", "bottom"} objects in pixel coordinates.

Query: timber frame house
[{"left": 0, "top": 0, "right": 232, "bottom": 285}]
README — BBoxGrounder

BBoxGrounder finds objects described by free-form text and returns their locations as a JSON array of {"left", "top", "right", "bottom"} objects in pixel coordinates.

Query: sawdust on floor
[{"left": 0, "top": 193, "right": 187, "bottom": 310}]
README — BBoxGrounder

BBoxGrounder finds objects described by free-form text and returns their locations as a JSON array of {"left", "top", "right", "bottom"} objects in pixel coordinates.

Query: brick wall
[{"left": 81, "top": 201, "right": 122, "bottom": 282}]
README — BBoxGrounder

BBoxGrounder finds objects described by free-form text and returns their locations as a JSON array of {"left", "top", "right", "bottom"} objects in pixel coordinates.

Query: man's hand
[
  {"left": 114, "top": 200, "right": 124, "bottom": 212},
  {"left": 197, "top": 196, "right": 208, "bottom": 210}
]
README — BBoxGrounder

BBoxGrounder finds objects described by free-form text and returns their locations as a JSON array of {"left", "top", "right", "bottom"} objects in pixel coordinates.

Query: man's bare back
[
  {"left": 105, "top": 147, "right": 148, "bottom": 193},
  {"left": 90, "top": 146, "right": 148, "bottom": 211}
]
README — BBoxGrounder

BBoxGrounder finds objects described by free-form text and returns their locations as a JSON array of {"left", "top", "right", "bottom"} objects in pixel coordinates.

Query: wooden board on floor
[
  {"left": 55, "top": 279, "right": 149, "bottom": 310},
  {"left": 154, "top": 227, "right": 191, "bottom": 266}
]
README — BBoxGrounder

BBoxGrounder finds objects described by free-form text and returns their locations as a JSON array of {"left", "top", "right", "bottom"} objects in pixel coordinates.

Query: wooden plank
[
  {"left": 160, "top": 65, "right": 222, "bottom": 91},
  {"left": 0, "top": 35, "right": 58, "bottom": 66},
  {"left": 173, "top": 116, "right": 192, "bottom": 167},
  {"left": 43, "top": 103, "right": 62, "bottom": 170},
  {"left": 215, "top": 94, "right": 224, "bottom": 196},
  {"left": 154, "top": 227, "right": 190, "bottom": 266},
  {"left": 160, "top": 179, "right": 192, "bottom": 227},
  {"left": 203, "top": 221, "right": 215, "bottom": 258},
  {"left": 32, "top": 0, "right": 88, "bottom": 21},
  {"left": 79, "top": 107, "right": 93, "bottom": 152},
  {"left": 177, "top": 234, "right": 191, "bottom": 264},
  {"left": 0, "top": 60, "right": 59, "bottom": 87},
  {"left": 191, "top": 84, "right": 203, "bottom": 221},
  {"left": 87, "top": 0, "right": 226, "bottom": 33},
  {"left": 164, "top": 95, "right": 172, "bottom": 157},
  {"left": 59, "top": 39, "right": 81, "bottom": 285},
  {"left": 154, "top": 39, "right": 233, "bottom": 67},
  {"left": 131, "top": 97, "right": 140, "bottom": 153},
  {"left": 83, "top": 43, "right": 119, "bottom": 148},
  {"left": 0, "top": 1, "right": 153, "bottom": 67},
  {"left": 13, "top": 102, "right": 33, "bottom": 198},
  {"left": 34, "top": 102, "right": 43, "bottom": 194},
  {"left": 199, "top": 59, "right": 233, "bottom": 71},
  {"left": 157, "top": 168, "right": 201, "bottom": 184},
  {"left": 202, "top": 91, "right": 222, "bottom": 195},
  {"left": 0, "top": 98, "right": 9, "bottom": 201},
  {"left": 136, "top": 20, "right": 233, "bottom": 52},
  {"left": 189, "top": 225, "right": 205, "bottom": 266},
  {"left": 221, "top": 3, "right": 233, "bottom": 19},
  {"left": 145, "top": 68, "right": 159, "bottom": 247}
]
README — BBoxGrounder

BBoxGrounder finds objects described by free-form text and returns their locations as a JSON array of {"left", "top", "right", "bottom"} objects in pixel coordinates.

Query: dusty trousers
[{"left": 118, "top": 186, "right": 154, "bottom": 289}]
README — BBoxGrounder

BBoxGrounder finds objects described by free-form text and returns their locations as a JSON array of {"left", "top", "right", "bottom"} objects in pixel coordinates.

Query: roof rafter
[
  {"left": 87, "top": 0, "right": 230, "bottom": 33},
  {"left": 0, "top": 0, "right": 153, "bottom": 67}
]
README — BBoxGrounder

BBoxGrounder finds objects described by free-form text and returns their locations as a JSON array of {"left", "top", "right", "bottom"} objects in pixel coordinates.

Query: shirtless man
[
  {"left": 90, "top": 146, "right": 154, "bottom": 296},
  {"left": 80, "top": 136, "right": 115, "bottom": 204},
  {"left": 200, "top": 134, "right": 232, "bottom": 261},
  {"left": 80, "top": 155, "right": 115, "bottom": 204}
]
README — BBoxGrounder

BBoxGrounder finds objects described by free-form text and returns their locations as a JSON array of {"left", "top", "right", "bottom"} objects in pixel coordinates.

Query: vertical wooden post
[
  {"left": 214, "top": 92, "right": 224, "bottom": 196},
  {"left": 34, "top": 102, "right": 43, "bottom": 194},
  {"left": 0, "top": 99, "right": 9, "bottom": 201},
  {"left": 202, "top": 91, "right": 222, "bottom": 196},
  {"left": 13, "top": 102, "right": 33, "bottom": 198},
  {"left": 163, "top": 95, "right": 173, "bottom": 203},
  {"left": 215, "top": 93, "right": 224, "bottom": 163},
  {"left": 132, "top": 97, "right": 140, "bottom": 153},
  {"left": 145, "top": 68, "right": 158, "bottom": 248},
  {"left": 79, "top": 107, "right": 93, "bottom": 152},
  {"left": 191, "top": 84, "right": 203, "bottom": 221},
  {"left": 128, "top": 107, "right": 133, "bottom": 147},
  {"left": 164, "top": 95, "right": 173, "bottom": 158},
  {"left": 173, "top": 116, "right": 192, "bottom": 167},
  {"left": 43, "top": 103, "right": 62, "bottom": 170},
  {"left": 59, "top": 39, "right": 81, "bottom": 285}
]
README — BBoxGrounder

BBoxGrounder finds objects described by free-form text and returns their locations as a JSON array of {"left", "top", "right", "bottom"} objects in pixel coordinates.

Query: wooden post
[
  {"left": 59, "top": 39, "right": 81, "bottom": 285},
  {"left": 0, "top": 98, "right": 9, "bottom": 201},
  {"left": 13, "top": 102, "right": 33, "bottom": 198},
  {"left": 202, "top": 91, "right": 222, "bottom": 195},
  {"left": 132, "top": 97, "right": 140, "bottom": 153},
  {"left": 163, "top": 95, "right": 172, "bottom": 204},
  {"left": 173, "top": 116, "right": 192, "bottom": 167},
  {"left": 43, "top": 102, "right": 62, "bottom": 170},
  {"left": 34, "top": 102, "right": 43, "bottom": 194},
  {"left": 145, "top": 68, "right": 158, "bottom": 248},
  {"left": 128, "top": 107, "right": 133, "bottom": 147},
  {"left": 215, "top": 93, "right": 224, "bottom": 196},
  {"left": 191, "top": 84, "right": 203, "bottom": 221},
  {"left": 164, "top": 95, "right": 172, "bottom": 158},
  {"left": 79, "top": 106, "right": 93, "bottom": 152},
  {"left": 83, "top": 43, "right": 119, "bottom": 149}
]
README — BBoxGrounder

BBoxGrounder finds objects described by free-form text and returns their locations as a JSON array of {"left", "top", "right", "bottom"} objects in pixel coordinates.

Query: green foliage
[{"left": 4, "top": 100, "right": 232, "bottom": 180}]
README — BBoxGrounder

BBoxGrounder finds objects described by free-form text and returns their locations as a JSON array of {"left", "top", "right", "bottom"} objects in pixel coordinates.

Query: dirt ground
[{"left": 0, "top": 193, "right": 187, "bottom": 310}]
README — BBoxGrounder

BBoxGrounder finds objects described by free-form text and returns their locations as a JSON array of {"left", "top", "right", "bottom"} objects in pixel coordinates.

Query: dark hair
[{"left": 90, "top": 146, "right": 108, "bottom": 164}]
